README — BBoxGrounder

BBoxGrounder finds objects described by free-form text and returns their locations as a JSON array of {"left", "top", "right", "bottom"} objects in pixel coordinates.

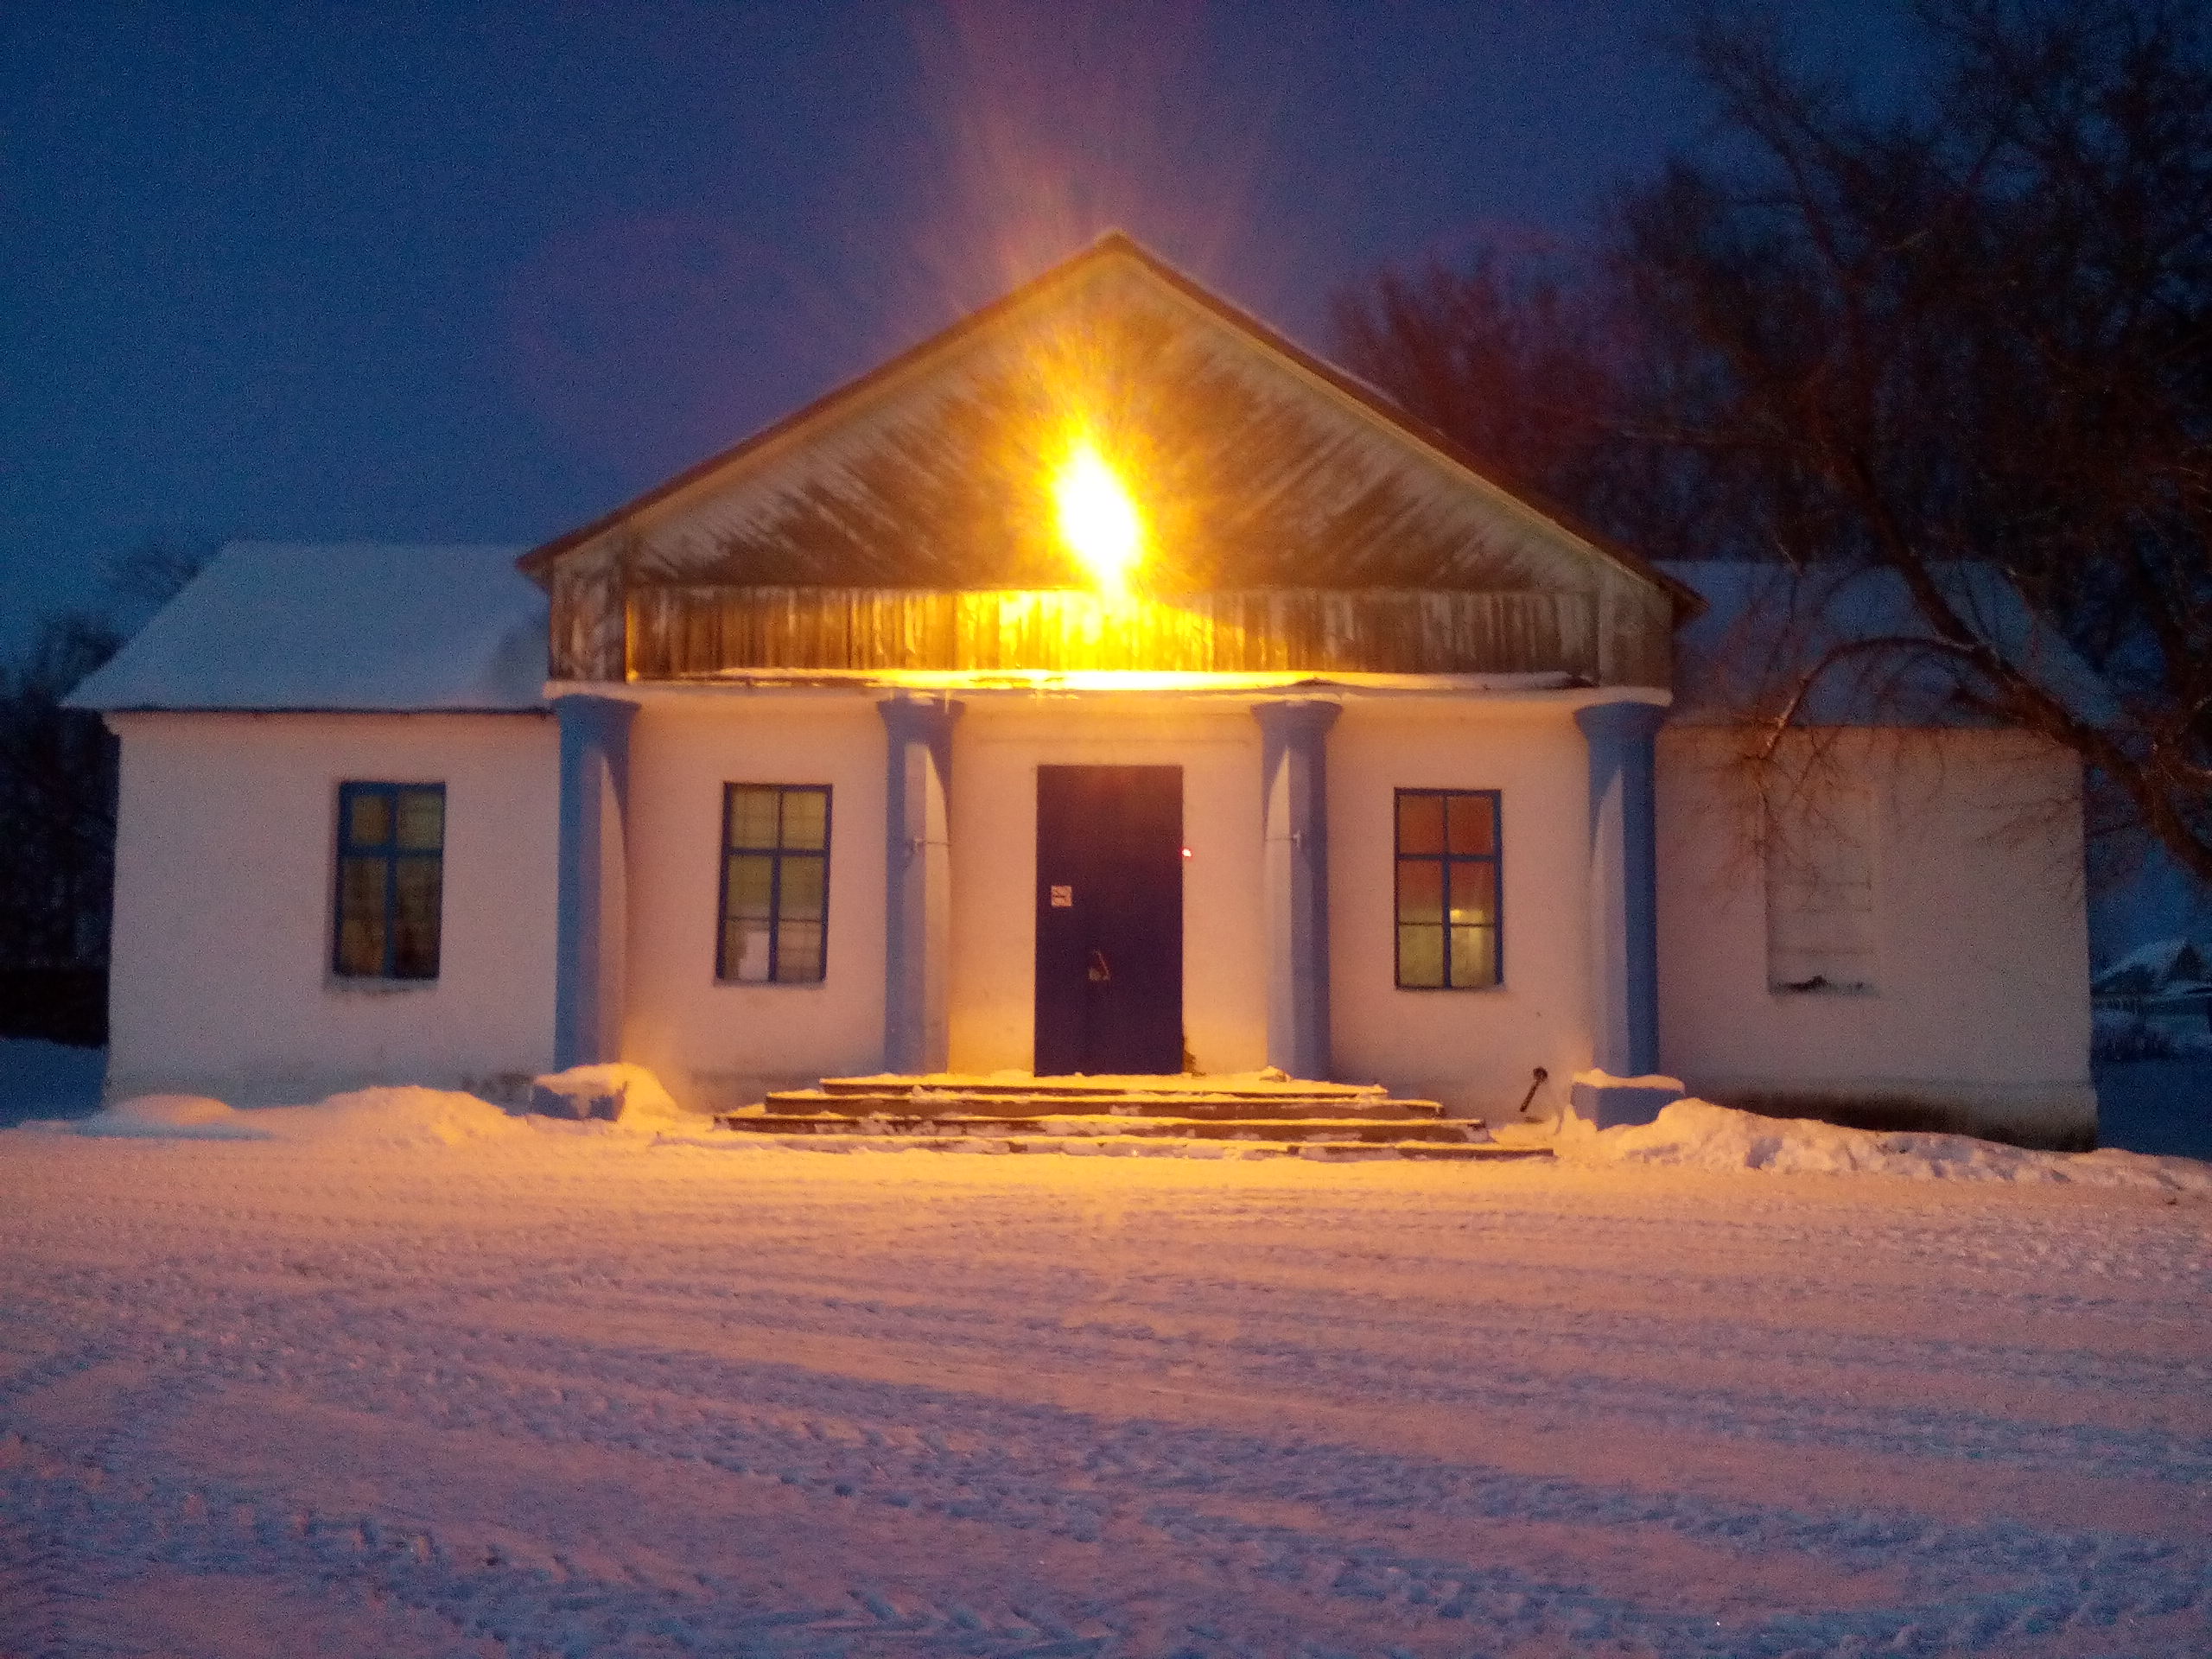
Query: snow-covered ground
[{"left": 4, "top": 1086, "right": 2209, "bottom": 1657}]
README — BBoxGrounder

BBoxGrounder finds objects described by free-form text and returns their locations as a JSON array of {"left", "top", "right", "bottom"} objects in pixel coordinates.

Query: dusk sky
[{"left": 3, "top": 2, "right": 1907, "bottom": 651}]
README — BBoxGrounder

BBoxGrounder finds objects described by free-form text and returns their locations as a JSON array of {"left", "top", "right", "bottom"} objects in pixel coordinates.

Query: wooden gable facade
[{"left": 521, "top": 235, "right": 1688, "bottom": 687}]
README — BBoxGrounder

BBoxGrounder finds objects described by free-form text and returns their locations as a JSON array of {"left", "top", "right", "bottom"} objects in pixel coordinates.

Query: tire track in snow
[
  {"left": 7, "top": 1139, "right": 2210, "bottom": 1656},
  {"left": 27, "top": 1308, "right": 2209, "bottom": 1658},
  {"left": 73, "top": 1256, "right": 2194, "bottom": 1494},
  {"left": 9, "top": 1359, "right": 2209, "bottom": 1659},
  {"left": 29, "top": 1226, "right": 2200, "bottom": 1491}
]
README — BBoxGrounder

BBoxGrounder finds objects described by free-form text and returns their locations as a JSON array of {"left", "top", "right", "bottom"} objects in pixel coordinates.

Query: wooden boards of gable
[{"left": 532, "top": 238, "right": 1676, "bottom": 686}]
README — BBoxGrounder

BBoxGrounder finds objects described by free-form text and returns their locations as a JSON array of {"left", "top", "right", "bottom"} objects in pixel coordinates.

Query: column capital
[
  {"left": 1251, "top": 698, "right": 1344, "bottom": 741},
  {"left": 1573, "top": 698, "right": 1668, "bottom": 748},
  {"left": 552, "top": 690, "right": 639, "bottom": 733},
  {"left": 876, "top": 694, "right": 964, "bottom": 743}
]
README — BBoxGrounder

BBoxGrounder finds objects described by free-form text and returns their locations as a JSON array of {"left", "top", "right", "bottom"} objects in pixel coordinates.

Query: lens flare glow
[{"left": 1052, "top": 442, "right": 1141, "bottom": 594}]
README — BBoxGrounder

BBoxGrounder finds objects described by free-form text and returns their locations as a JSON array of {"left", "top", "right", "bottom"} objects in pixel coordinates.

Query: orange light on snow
[{"left": 1052, "top": 441, "right": 1142, "bottom": 595}]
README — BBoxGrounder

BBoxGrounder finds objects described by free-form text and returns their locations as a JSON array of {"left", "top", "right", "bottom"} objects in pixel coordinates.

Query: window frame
[
  {"left": 330, "top": 780, "right": 446, "bottom": 982},
  {"left": 1764, "top": 782, "right": 1878, "bottom": 995},
  {"left": 715, "top": 783, "right": 833, "bottom": 985},
  {"left": 1392, "top": 787, "right": 1503, "bottom": 991}
]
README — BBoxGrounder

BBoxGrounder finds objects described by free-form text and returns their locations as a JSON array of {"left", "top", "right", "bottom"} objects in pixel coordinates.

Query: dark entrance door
[{"left": 1034, "top": 765, "right": 1184, "bottom": 1076}]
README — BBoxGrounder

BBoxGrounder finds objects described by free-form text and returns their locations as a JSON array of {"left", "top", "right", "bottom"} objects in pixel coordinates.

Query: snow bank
[
  {"left": 24, "top": 1086, "right": 530, "bottom": 1148},
  {"left": 1557, "top": 1097, "right": 2212, "bottom": 1193},
  {"left": 264, "top": 1087, "right": 533, "bottom": 1148},
  {"left": 21, "top": 1076, "right": 709, "bottom": 1148},
  {"left": 58, "top": 1094, "right": 273, "bottom": 1141}
]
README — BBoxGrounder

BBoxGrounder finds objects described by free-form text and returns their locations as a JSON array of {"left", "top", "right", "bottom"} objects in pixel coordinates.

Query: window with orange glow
[
  {"left": 333, "top": 781, "right": 444, "bottom": 980},
  {"left": 1394, "top": 789, "right": 1501, "bottom": 989}
]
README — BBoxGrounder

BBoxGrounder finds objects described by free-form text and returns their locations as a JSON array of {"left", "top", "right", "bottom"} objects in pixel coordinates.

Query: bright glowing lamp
[{"left": 1052, "top": 442, "right": 1142, "bottom": 595}]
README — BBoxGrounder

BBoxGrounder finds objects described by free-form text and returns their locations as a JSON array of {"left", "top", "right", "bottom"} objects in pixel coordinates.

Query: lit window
[
  {"left": 1395, "top": 789, "right": 1501, "bottom": 988},
  {"left": 718, "top": 784, "right": 831, "bottom": 983},
  {"left": 333, "top": 782, "right": 444, "bottom": 979}
]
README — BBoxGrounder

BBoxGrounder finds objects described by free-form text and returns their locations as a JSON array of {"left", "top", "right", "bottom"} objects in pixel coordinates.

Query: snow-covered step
[
  {"left": 760, "top": 1090, "right": 1446, "bottom": 1122},
  {"left": 719, "top": 1110, "right": 1486, "bottom": 1144},
  {"left": 815, "top": 1073, "right": 1398, "bottom": 1103},
  {"left": 722, "top": 1072, "right": 1481, "bottom": 1150},
  {"left": 709, "top": 1130, "right": 1553, "bottom": 1162}
]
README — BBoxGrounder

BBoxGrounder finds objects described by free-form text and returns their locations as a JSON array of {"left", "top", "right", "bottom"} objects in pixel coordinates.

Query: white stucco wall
[
  {"left": 1328, "top": 701, "right": 1594, "bottom": 1118},
  {"left": 620, "top": 695, "right": 888, "bottom": 1109},
  {"left": 946, "top": 698, "right": 1270, "bottom": 1076},
  {"left": 105, "top": 712, "right": 559, "bottom": 1103},
  {"left": 1656, "top": 725, "right": 2094, "bottom": 1140}
]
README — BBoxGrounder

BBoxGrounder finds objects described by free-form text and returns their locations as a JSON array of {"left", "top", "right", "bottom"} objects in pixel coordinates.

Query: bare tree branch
[{"left": 1332, "top": 0, "right": 2212, "bottom": 883}]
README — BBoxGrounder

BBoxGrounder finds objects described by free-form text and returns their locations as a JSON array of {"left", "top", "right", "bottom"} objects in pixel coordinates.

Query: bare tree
[
  {"left": 0, "top": 538, "right": 213, "bottom": 1041},
  {"left": 1334, "top": 0, "right": 2212, "bottom": 880}
]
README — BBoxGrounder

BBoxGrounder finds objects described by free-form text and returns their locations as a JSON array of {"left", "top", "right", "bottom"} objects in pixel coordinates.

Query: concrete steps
[
  {"left": 714, "top": 1076, "right": 1552, "bottom": 1162},
  {"left": 727, "top": 1112, "right": 1479, "bottom": 1142}
]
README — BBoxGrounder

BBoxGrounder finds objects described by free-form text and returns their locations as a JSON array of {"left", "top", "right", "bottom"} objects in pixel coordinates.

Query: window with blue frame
[
  {"left": 717, "top": 784, "right": 831, "bottom": 983},
  {"left": 333, "top": 782, "right": 445, "bottom": 979},
  {"left": 1394, "top": 789, "right": 1501, "bottom": 988}
]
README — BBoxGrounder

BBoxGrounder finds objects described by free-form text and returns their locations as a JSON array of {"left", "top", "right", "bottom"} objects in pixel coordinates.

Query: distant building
[
  {"left": 2092, "top": 938, "right": 2212, "bottom": 1042},
  {"left": 70, "top": 236, "right": 2098, "bottom": 1146}
]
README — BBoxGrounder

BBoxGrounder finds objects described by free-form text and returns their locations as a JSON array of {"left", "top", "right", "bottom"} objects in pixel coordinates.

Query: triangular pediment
[{"left": 524, "top": 236, "right": 1679, "bottom": 607}]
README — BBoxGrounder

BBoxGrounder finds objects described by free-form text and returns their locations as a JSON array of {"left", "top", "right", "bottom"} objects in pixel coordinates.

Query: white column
[
  {"left": 879, "top": 696, "right": 963, "bottom": 1074},
  {"left": 1571, "top": 698, "right": 1676, "bottom": 1126},
  {"left": 553, "top": 694, "right": 636, "bottom": 1071},
  {"left": 1254, "top": 700, "right": 1341, "bottom": 1080}
]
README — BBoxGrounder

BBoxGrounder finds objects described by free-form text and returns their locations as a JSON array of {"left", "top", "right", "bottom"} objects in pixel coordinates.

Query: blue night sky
[{"left": 3, "top": 2, "right": 1904, "bottom": 649}]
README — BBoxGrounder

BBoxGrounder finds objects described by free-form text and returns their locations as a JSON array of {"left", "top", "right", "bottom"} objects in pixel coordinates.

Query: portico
[
  {"left": 546, "top": 670, "right": 1669, "bottom": 1125},
  {"left": 522, "top": 232, "right": 1689, "bottom": 1122}
]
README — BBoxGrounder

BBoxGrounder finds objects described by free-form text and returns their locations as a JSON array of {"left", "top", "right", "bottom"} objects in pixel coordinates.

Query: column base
[{"left": 1569, "top": 1071, "right": 1685, "bottom": 1129}]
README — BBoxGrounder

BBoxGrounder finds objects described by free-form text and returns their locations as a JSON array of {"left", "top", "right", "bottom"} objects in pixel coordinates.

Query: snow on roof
[
  {"left": 2092, "top": 937, "right": 2210, "bottom": 996},
  {"left": 1662, "top": 561, "right": 2112, "bottom": 727},
  {"left": 67, "top": 543, "right": 546, "bottom": 714}
]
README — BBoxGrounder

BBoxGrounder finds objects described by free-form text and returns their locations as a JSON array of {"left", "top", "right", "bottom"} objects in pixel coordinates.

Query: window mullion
[
  {"left": 1440, "top": 851, "right": 1457, "bottom": 988},
  {"left": 766, "top": 847, "right": 783, "bottom": 982},
  {"left": 767, "top": 790, "right": 785, "bottom": 983},
  {"left": 380, "top": 786, "right": 400, "bottom": 977}
]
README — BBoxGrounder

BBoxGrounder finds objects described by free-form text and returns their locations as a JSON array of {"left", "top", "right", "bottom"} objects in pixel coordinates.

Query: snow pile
[
  {"left": 27, "top": 1086, "right": 530, "bottom": 1148},
  {"left": 60, "top": 1094, "right": 272, "bottom": 1141},
  {"left": 527, "top": 1062, "right": 690, "bottom": 1129},
  {"left": 264, "top": 1086, "right": 532, "bottom": 1148},
  {"left": 1559, "top": 1097, "right": 2212, "bottom": 1193}
]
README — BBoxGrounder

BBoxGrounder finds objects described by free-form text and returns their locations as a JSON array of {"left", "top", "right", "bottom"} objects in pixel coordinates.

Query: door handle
[{"left": 1087, "top": 949, "right": 1111, "bottom": 984}]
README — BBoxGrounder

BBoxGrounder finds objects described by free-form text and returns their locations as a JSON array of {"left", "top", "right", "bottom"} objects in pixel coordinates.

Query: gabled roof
[
  {"left": 518, "top": 232, "right": 1697, "bottom": 614},
  {"left": 67, "top": 543, "right": 545, "bottom": 714}
]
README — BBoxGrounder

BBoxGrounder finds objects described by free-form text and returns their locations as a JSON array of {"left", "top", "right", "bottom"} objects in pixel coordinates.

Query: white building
[{"left": 70, "top": 236, "right": 2097, "bottom": 1146}]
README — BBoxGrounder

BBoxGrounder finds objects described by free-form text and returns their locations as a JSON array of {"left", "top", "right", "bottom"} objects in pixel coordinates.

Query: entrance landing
[{"left": 718, "top": 1074, "right": 1552, "bottom": 1160}]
